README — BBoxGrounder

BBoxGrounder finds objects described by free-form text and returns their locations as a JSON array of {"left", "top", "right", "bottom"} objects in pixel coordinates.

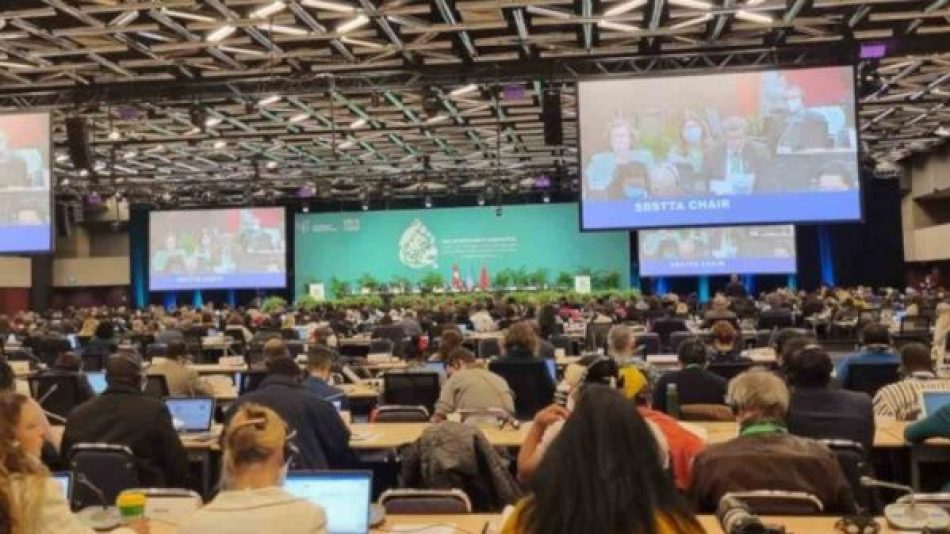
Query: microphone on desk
[
  {"left": 860, "top": 476, "right": 950, "bottom": 530},
  {"left": 716, "top": 495, "right": 785, "bottom": 534},
  {"left": 74, "top": 473, "right": 120, "bottom": 530}
]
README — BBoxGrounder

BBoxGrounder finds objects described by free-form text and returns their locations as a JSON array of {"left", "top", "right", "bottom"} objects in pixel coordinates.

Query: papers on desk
[
  {"left": 388, "top": 525, "right": 457, "bottom": 534},
  {"left": 351, "top": 432, "right": 376, "bottom": 442}
]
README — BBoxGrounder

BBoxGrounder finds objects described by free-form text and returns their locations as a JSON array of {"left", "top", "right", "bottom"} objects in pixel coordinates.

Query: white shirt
[
  {"left": 179, "top": 487, "right": 327, "bottom": 534},
  {"left": 11, "top": 477, "right": 134, "bottom": 534}
]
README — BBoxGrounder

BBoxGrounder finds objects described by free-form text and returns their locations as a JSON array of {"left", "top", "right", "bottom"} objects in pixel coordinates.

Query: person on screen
[
  {"left": 584, "top": 118, "right": 655, "bottom": 198},
  {"left": 0, "top": 132, "right": 30, "bottom": 189},
  {"left": 666, "top": 114, "right": 712, "bottom": 195},
  {"left": 606, "top": 161, "right": 650, "bottom": 200},
  {"left": 776, "top": 85, "right": 831, "bottom": 153},
  {"left": 152, "top": 232, "right": 184, "bottom": 273},
  {"left": 812, "top": 160, "right": 856, "bottom": 191},
  {"left": 648, "top": 163, "right": 682, "bottom": 198},
  {"left": 702, "top": 116, "right": 772, "bottom": 194}
]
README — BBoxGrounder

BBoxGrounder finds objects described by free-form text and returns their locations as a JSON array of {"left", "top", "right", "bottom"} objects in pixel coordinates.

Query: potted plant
[
  {"left": 260, "top": 295, "right": 287, "bottom": 314},
  {"left": 358, "top": 273, "right": 379, "bottom": 294},
  {"left": 329, "top": 277, "right": 350, "bottom": 299},
  {"left": 419, "top": 272, "right": 446, "bottom": 292}
]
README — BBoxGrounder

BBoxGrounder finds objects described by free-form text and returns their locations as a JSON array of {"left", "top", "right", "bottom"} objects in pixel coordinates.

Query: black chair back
[
  {"left": 372, "top": 325, "right": 409, "bottom": 357},
  {"left": 637, "top": 333, "right": 661, "bottom": 356},
  {"left": 239, "top": 370, "right": 269, "bottom": 395},
  {"left": 476, "top": 338, "right": 501, "bottom": 359},
  {"left": 843, "top": 362, "right": 899, "bottom": 397},
  {"left": 286, "top": 340, "right": 306, "bottom": 358},
  {"left": 901, "top": 315, "right": 931, "bottom": 334},
  {"left": 758, "top": 311, "right": 794, "bottom": 330},
  {"left": 651, "top": 318, "right": 688, "bottom": 351},
  {"left": 143, "top": 374, "right": 170, "bottom": 398},
  {"left": 368, "top": 339, "right": 394, "bottom": 355},
  {"left": 668, "top": 331, "right": 697, "bottom": 354},
  {"left": 585, "top": 323, "right": 612, "bottom": 352},
  {"left": 372, "top": 404, "right": 430, "bottom": 422},
  {"left": 69, "top": 444, "right": 139, "bottom": 511},
  {"left": 379, "top": 489, "right": 472, "bottom": 514},
  {"left": 27, "top": 375, "right": 85, "bottom": 420},
  {"left": 818, "top": 439, "right": 879, "bottom": 514},
  {"left": 382, "top": 372, "right": 441, "bottom": 414},
  {"left": 145, "top": 343, "right": 168, "bottom": 359},
  {"left": 550, "top": 335, "right": 575, "bottom": 356},
  {"left": 488, "top": 360, "right": 554, "bottom": 420},
  {"left": 707, "top": 361, "right": 753, "bottom": 381}
]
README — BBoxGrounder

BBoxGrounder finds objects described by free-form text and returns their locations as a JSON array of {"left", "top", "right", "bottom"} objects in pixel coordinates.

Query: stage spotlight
[
  {"left": 477, "top": 194, "right": 485, "bottom": 206},
  {"left": 542, "top": 192, "right": 550, "bottom": 203},
  {"left": 302, "top": 205, "right": 310, "bottom": 213},
  {"left": 424, "top": 195, "right": 432, "bottom": 209}
]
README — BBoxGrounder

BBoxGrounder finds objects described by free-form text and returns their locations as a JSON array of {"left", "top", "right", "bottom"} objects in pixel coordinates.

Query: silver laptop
[
  {"left": 284, "top": 471, "right": 373, "bottom": 534},
  {"left": 918, "top": 390, "right": 950, "bottom": 418},
  {"left": 164, "top": 397, "right": 215, "bottom": 434}
]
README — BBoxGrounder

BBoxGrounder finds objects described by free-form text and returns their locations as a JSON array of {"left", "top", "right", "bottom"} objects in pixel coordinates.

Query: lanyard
[
  {"left": 684, "top": 364, "right": 703, "bottom": 370},
  {"left": 740, "top": 421, "right": 787, "bottom": 437}
]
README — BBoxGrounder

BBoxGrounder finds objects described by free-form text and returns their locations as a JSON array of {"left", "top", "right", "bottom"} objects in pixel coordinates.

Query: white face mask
[
  {"left": 682, "top": 126, "right": 703, "bottom": 144},
  {"left": 787, "top": 98, "right": 803, "bottom": 113}
]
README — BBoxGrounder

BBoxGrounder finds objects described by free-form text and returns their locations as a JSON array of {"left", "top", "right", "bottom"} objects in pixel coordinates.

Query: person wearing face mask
[
  {"left": 666, "top": 115, "right": 710, "bottom": 195},
  {"left": 605, "top": 161, "right": 650, "bottom": 201},
  {"left": 60, "top": 353, "right": 189, "bottom": 488},
  {"left": 776, "top": 85, "right": 831, "bottom": 154},
  {"left": 431, "top": 348, "right": 514, "bottom": 422},
  {"left": 0, "top": 392, "right": 149, "bottom": 534},
  {"left": 179, "top": 404, "right": 327, "bottom": 534},
  {"left": 584, "top": 118, "right": 656, "bottom": 199}
]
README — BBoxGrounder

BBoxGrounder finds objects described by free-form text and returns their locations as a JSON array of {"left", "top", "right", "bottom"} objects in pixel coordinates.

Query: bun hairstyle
[{"left": 222, "top": 404, "right": 289, "bottom": 477}]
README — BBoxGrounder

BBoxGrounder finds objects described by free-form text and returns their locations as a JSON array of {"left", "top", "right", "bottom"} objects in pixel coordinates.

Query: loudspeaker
[
  {"left": 542, "top": 90, "right": 562, "bottom": 146},
  {"left": 56, "top": 203, "right": 72, "bottom": 238},
  {"left": 65, "top": 116, "right": 93, "bottom": 170}
]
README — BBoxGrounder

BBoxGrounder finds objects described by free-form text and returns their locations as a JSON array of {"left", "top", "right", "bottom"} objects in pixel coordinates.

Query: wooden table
[{"left": 349, "top": 422, "right": 529, "bottom": 450}]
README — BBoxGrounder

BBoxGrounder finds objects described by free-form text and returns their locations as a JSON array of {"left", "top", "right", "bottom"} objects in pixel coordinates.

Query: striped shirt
[{"left": 872, "top": 372, "right": 950, "bottom": 420}]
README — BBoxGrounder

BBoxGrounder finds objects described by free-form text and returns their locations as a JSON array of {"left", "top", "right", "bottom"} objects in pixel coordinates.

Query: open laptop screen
[
  {"left": 920, "top": 390, "right": 950, "bottom": 418},
  {"left": 164, "top": 397, "right": 214, "bottom": 432},
  {"left": 52, "top": 472, "right": 71, "bottom": 499},
  {"left": 545, "top": 359, "right": 557, "bottom": 381},
  {"left": 284, "top": 471, "right": 372, "bottom": 534},
  {"left": 86, "top": 371, "right": 107, "bottom": 395}
]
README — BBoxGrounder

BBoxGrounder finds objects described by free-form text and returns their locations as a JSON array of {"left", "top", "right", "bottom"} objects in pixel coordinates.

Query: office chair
[
  {"left": 145, "top": 343, "right": 168, "bottom": 359},
  {"left": 651, "top": 318, "right": 688, "bottom": 352},
  {"left": 757, "top": 310, "right": 794, "bottom": 331},
  {"left": 381, "top": 372, "right": 440, "bottom": 414},
  {"left": 27, "top": 375, "right": 85, "bottom": 421},
  {"left": 143, "top": 374, "right": 170, "bottom": 398},
  {"left": 723, "top": 490, "right": 824, "bottom": 515},
  {"left": 476, "top": 338, "right": 502, "bottom": 359},
  {"left": 706, "top": 361, "right": 753, "bottom": 381},
  {"left": 843, "top": 362, "right": 899, "bottom": 397},
  {"left": 818, "top": 439, "right": 880, "bottom": 514},
  {"left": 368, "top": 339, "right": 394, "bottom": 356},
  {"left": 238, "top": 370, "right": 269, "bottom": 395},
  {"left": 371, "top": 325, "right": 409, "bottom": 358},
  {"left": 488, "top": 360, "right": 554, "bottom": 421},
  {"left": 371, "top": 405, "right": 430, "bottom": 422},
  {"left": 585, "top": 323, "right": 612, "bottom": 352},
  {"left": 636, "top": 333, "right": 661, "bottom": 356},
  {"left": 668, "top": 331, "right": 698, "bottom": 354},
  {"left": 69, "top": 444, "right": 140, "bottom": 512},
  {"left": 379, "top": 489, "right": 472, "bottom": 514},
  {"left": 80, "top": 347, "right": 110, "bottom": 372}
]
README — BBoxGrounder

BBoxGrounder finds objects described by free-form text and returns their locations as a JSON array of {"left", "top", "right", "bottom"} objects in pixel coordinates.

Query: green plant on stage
[
  {"left": 528, "top": 268, "right": 549, "bottom": 288},
  {"left": 511, "top": 267, "right": 530, "bottom": 288},
  {"left": 296, "top": 294, "right": 320, "bottom": 311},
  {"left": 419, "top": 272, "right": 446, "bottom": 291},
  {"left": 599, "top": 270, "right": 622, "bottom": 290},
  {"left": 555, "top": 271, "right": 574, "bottom": 289},
  {"left": 329, "top": 276, "right": 350, "bottom": 299},
  {"left": 357, "top": 273, "right": 380, "bottom": 292},
  {"left": 390, "top": 276, "right": 412, "bottom": 292},
  {"left": 260, "top": 295, "right": 287, "bottom": 313},
  {"left": 493, "top": 268, "right": 514, "bottom": 289}
]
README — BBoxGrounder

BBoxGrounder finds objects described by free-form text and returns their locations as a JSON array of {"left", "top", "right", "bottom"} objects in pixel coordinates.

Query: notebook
[
  {"left": 164, "top": 397, "right": 215, "bottom": 433},
  {"left": 87, "top": 371, "right": 107, "bottom": 395},
  {"left": 919, "top": 390, "right": 950, "bottom": 418},
  {"left": 284, "top": 471, "right": 373, "bottom": 534}
]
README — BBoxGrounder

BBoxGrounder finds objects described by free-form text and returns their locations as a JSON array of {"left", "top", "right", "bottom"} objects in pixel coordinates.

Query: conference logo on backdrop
[{"left": 398, "top": 219, "right": 438, "bottom": 269}]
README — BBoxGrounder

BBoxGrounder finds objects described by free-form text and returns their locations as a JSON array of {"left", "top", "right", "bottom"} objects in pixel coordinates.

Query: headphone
[
  {"left": 220, "top": 415, "right": 299, "bottom": 469},
  {"left": 577, "top": 356, "right": 624, "bottom": 390}
]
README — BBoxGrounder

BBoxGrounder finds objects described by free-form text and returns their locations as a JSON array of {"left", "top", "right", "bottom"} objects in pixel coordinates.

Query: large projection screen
[
  {"left": 149, "top": 207, "right": 286, "bottom": 291},
  {"left": 0, "top": 112, "right": 52, "bottom": 253},
  {"left": 639, "top": 225, "right": 796, "bottom": 277},
  {"left": 294, "top": 203, "right": 630, "bottom": 299},
  {"left": 578, "top": 66, "right": 860, "bottom": 230}
]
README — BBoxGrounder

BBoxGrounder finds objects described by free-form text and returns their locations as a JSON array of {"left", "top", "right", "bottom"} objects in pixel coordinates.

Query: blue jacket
[
  {"left": 835, "top": 349, "right": 899, "bottom": 385},
  {"left": 229, "top": 375, "right": 355, "bottom": 470},
  {"left": 302, "top": 376, "right": 345, "bottom": 403}
]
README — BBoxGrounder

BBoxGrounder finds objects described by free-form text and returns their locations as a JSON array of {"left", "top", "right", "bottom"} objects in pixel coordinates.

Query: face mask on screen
[
  {"left": 786, "top": 98, "right": 803, "bottom": 113},
  {"left": 682, "top": 126, "right": 703, "bottom": 144},
  {"left": 623, "top": 186, "right": 648, "bottom": 200}
]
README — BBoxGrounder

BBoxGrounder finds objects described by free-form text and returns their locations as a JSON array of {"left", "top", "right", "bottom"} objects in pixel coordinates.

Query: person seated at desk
[
  {"left": 835, "top": 323, "right": 900, "bottom": 386},
  {"left": 40, "top": 351, "right": 95, "bottom": 404},
  {"left": 874, "top": 342, "right": 950, "bottom": 421},
  {"left": 0, "top": 392, "right": 149, "bottom": 534},
  {"left": 432, "top": 348, "right": 514, "bottom": 422},
  {"left": 785, "top": 344, "right": 874, "bottom": 451},
  {"left": 179, "top": 404, "right": 328, "bottom": 534},
  {"left": 154, "top": 317, "right": 185, "bottom": 346},
  {"left": 495, "top": 321, "right": 542, "bottom": 363},
  {"left": 229, "top": 355, "right": 354, "bottom": 470},
  {"left": 149, "top": 341, "right": 214, "bottom": 397},
  {"left": 501, "top": 386, "right": 703, "bottom": 534},
  {"left": 689, "top": 369, "right": 856, "bottom": 514},
  {"left": 61, "top": 353, "right": 190, "bottom": 488},
  {"left": 529, "top": 321, "right": 556, "bottom": 360},
  {"left": 225, "top": 312, "right": 254, "bottom": 344},
  {"left": 652, "top": 339, "right": 728, "bottom": 414},
  {"left": 302, "top": 345, "right": 344, "bottom": 403},
  {"left": 430, "top": 327, "right": 463, "bottom": 363},
  {"left": 702, "top": 295, "right": 737, "bottom": 328},
  {"left": 708, "top": 320, "right": 745, "bottom": 363},
  {"left": 469, "top": 304, "right": 497, "bottom": 333},
  {"left": 82, "top": 321, "right": 117, "bottom": 357}
]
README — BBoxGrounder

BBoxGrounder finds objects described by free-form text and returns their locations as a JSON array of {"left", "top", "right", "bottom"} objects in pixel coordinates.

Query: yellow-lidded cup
[{"left": 116, "top": 492, "right": 146, "bottom": 522}]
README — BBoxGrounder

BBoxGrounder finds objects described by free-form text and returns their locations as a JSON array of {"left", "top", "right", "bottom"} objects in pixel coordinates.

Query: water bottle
[{"left": 666, "top": 383, "right": 681, "bottom": 419}]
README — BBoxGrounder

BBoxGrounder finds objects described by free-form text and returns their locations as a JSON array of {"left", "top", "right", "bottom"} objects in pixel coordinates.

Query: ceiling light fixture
[
  {"left": 206, "top": 25, "right": 236, "bottom": 42},
  {"left": 257, "top": 23, "right": 310, "bottom": 36},
  {"left": 205, "top": 117, "right": 223, "bottom": 128},
  {"left": 336, "top": 15, "right": 369, "bottom": 34},
  {"left": 735, "top": 10, "right": 772, "bottom": 24},
  {"left": 424, "top": 195, "right": 432, "bottom": 208},
  {"left": 302, "top": 0, "right": 359, "bottom": 14},
  {"left": 0, "top": 60, "right": 31, "bottom": 69},
  {"left": 107, "top": 129, "right": 121, "bottom": 141},
  {"left": 349, "top": 118, "right": 367, "bottom": 128},
  {"left": 525, "top": 6, "right": 572, "bottom": 19},
  {"left": 219, "top": 45, "right": 268, "bottom": 56},
  {"left": 250, "top": 1, "right": 286, "bottom": 19},
  {"left": 450, "top": 84, "right": 479, "bottom": 97},
  {"left": 340, "top": 36, "right": 384, "bottom": 49},
  {"left": 597, "top": 20, "right": 640, "bottom": 32},
  {"left": 668, "top": 0, "right": 712, "bottom": 9},
  {"left": 266, "top": 160, "right": 278, "bottom": 169},
  {"left": 162, "top": 8, "right": 218, "bottom": 23},
  {"left": 110, "top": 10, "right": 139, "bottom": 26},
  {"left": 213, "top": 140, "right": 227, "bottom": 149},
  {"left": 604, "top": 0, "right": 647, "bottom": 17},
  {"left": 258, "top": 94, "right": 281, "bottom": 107},
  {"left": 289, "top": 112, "right": 310, "bottom": 123},
  {"left": 55, "top": 153, "right": 69, "bottom": 163},
  {"left": 425, "top": 115, "right": 448, "bottom": 124}
]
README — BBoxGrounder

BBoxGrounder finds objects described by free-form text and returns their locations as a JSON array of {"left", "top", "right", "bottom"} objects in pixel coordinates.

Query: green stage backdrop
[{"left": 294, "top": 203, "right": 630, "bottom": 298}]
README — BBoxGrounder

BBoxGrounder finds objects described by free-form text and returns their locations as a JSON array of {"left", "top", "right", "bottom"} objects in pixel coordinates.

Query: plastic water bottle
[{"left": 666, "top": 383, "right": 681, "bottom": 419}]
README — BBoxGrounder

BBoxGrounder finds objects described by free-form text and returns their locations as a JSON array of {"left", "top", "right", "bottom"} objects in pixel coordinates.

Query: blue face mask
[
  {"left": 623, "top": 186, "right": 647, "bottom": 199},
  {"left": 682, "top": 126, "right": 703, "bottom": 144}
]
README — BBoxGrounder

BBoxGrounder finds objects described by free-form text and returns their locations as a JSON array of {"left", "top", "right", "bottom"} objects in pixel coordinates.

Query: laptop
[
  {"left": 284, "top": 471, "right": 373, "bottom": 534},
  {"left": 424, "top": 361, "right": 446, "bottom": 374},
  {"left": 545, "top": 359, "right": 557, "bottom": 381},
  {"left": 164, "top": 397, "right": 215, "bottom": 434},
  {"left": 295, "top": 326, "right": 310, "bottom": 341},
  {"left": 918, "top": 390, "right": 950, "bottom": 418},
  {"left": 66, "top": 334, "right": 79, "bottom": 350},
  {"left": 87, "top": 371, "right": 108, "bottom": 395},
  {"left": 52, "top": 472, "right": 72, "bottom": 500}
]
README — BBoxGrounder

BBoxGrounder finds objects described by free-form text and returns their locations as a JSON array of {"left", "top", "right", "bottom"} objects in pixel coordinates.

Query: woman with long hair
[
  {"left": 502, "top": 385, "right": 702, "bottom": 534},
  {"left": 0, "top": 392, "right": 146, "bottom": 534},
  {"left": 179, "top": 404, "right": 326, "bottom": 533},
  {"left": 931, "top": 302, "right": 950, "bottom": 364}
]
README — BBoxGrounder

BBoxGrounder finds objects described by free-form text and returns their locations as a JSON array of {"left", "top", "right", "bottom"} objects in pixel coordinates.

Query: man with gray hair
[{"left": 689, "top": 368, "right": 855, "bottom": 514}]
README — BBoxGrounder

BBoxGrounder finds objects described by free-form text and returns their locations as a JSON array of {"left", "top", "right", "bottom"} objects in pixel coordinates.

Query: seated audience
[
  {"left": 149, "top": 341, "right": 214, "bottom": 397},
  {"left": 469, "top": 304, "right": 497, "bottom": 333},
  {"left": 83, "top": 321, "right": 117, "bottom": 356},
  {"left": 702, "top": 295, "right": 736, "bottom": 327},
  {"left": 154, "top": 317, "right": 185, "bottom": 345},
  {"left": 0, "top": 392, "right": 148, "bottom": 534},
  {"left": 689, "top": 369, "right": 856, "bottom": 513},
  {"left": 785, "top": 345, "right": 874, "bottom": 451},
  {"left": 501, "top": 386, "right": 703, "bottom": 534},
  {"left": 709, "top": 320, "right": 743, "bottom": 362},
  {"left": 179, "top": 404, "right": 328, "bottom": 534},
  {"left": 874, "top": 342, "right": 950, "bottom": 420},
  {"left": 61, "top": 353, "right": 189, "bottom": 487},
  {"left": 302, "top": 345, "right": 344, "bottom": 402},
  {"left": 432, "top": 348, "right": 514, "bottom": 421},
  {"left": 496, "top": 321, "right": 540, "bottom": 362},
  {"left": 530, "top": 322, "right": 556, "bottom": 359},
  {"left": 229, "top": 355, "right": 354, "bottom": 470},
  {"left": 41, "top": 352, "right": 95, "bottom": 403},
  {"left": 835, "top": 323, "right": 899, "bottom": 385},
  {"left": 652, "top": 339, "right": 728, "bottom": 413},
  {"left": 430, "top": 327, "right": 463, "bottom": 362}
]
